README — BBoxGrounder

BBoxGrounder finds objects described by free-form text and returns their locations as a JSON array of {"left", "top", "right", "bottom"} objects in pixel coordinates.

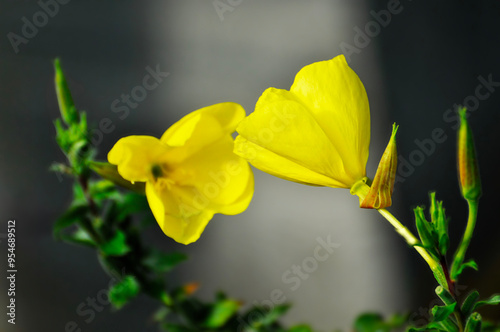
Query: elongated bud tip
[
  {"left": 352, "top": 124, "right": 398, "bottom": 209},
  {"left": 457, "top": 107, "right": 481, "bottom": 201},
  {"left": 54, "top": 58, "right": 78, "bottom": 125}
]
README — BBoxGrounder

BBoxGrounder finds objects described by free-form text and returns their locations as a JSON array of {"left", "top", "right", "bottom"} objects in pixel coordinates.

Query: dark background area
[{"left": 0, "top": 1, "right": 499, "bottom": 331}]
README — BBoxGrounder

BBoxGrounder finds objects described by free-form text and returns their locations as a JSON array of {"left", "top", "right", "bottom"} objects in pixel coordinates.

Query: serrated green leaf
[
  {"left": 53, "top": 204, "right": 89, "bottom": 236},
  {"left": 143, "top": 250, "right": 188, "bottom": 273},
  {"left": 100, "top": 231, "right": 130, "bottom": 256},
  {"left": 431, "top": 302, "right": 456, "bottom": 322},
  {"left": 473, "top": 294, "right": 500, "bottom": 310},
  {"left": 205, "top": 298, "right": 240, "bottom": 328},
  {"left": 108, "top": 275, "right": 140, "bottom": 309},
  {"left": 461, "top": 291, "right": 480, "bottom": 318}
]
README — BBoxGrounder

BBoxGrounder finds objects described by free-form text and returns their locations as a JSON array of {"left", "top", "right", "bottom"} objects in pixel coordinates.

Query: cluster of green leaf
[
  {"left": 405, "top": 108, "right": 500, "bottom": 331},
  {"left": 52, "top": 59, "right": 317, "bottom": 332}
]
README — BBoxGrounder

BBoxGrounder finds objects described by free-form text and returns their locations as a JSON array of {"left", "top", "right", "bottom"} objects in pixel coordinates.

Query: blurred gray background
[{"left": 0, "top": 1, "right": 499, "bottom": 331}]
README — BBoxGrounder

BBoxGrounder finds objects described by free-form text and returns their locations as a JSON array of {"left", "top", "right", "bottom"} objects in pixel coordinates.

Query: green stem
[
  {"left": 377, "top": 208, "right": 439, "bottom": 271},
  {"left": 451, "top": 199, "right": 479, "bottom": 281}
]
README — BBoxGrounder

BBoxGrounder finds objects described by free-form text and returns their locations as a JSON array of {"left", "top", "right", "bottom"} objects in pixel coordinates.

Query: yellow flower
[
  {"left": 108, "top": 103, "right": 254, "bottom": 244},
  {"left": 234, "top": 55, "right": 370, "bottom": 189}
]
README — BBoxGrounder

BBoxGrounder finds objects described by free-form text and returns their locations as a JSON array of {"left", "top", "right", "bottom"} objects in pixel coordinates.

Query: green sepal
[
  {"left": 90, "top": 161, "right": 146, "bottom": 193},
  {"left": 108, "top": 275, "right": 141, "bottom": 310},
  {"left": 100, "top": 230, "right": 131, "bottom": 256},
  {"left": 204, "top": 297, "right": 241, "bottom": 328},
  {"left": 473, "top": 294, "right": 500, "bottom": 311},
  {"left": 464, "top": 312, "right": 482, "bottom": 332},
  {"left": 430, "top": 302, "right": 456, "bottom": 322},
  {"left": 143, "top": 250, "right": 188, "bottom": 273},
  {"left": 461, "top": 290, "right": 480, "bottom": 318}
]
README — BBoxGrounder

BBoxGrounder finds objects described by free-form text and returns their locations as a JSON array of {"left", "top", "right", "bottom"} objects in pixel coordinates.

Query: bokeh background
[{"left": 1, "top": 1, "right": 499, "bottom": 331}]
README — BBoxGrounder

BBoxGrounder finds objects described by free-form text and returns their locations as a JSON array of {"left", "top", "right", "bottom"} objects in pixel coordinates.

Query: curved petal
[
  {"left": 146, "top": 182, "right": 215, "bottom": 245},
  {"left": 108, "top": 136, "right": 170, "bottom": 182},
  {"left": 161, "top": 102, "right": 246, "bottom": 147},
  {"left": 290, "top": 55, "right": 370, "bottom": 180},
  {"left": 173, "top": 135, "right": 254, "bottom": 207},
  {"left": 235, "top": 87, "right": 355, "bottom": 187}
]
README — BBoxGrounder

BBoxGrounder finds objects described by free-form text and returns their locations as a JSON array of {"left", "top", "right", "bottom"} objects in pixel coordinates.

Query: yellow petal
[
  {"left": 161, "top": 102, "right": 245, "bottom": 147},
  {"left": 175, "top": 135, "right": 254, "bottom": 207},
  {"left": 108, "top": 136, "right": 170, "bottom": 182},
  {"left": 146, "top": 182, "right": 215, "bottom": 245},
  {"left": 235, "top": 87, "right": 354, "bottom": 188},
  {"left": 290, "top": 55, "right": 370, "bottom": 180}
]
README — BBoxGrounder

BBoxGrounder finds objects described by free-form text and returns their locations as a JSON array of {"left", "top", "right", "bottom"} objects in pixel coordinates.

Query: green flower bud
[
  {"left": 457, "top": 107, "right": 481, "bottom": 201},
  {"left": 54, "top": 58, "right": 79, "bottom": 125}
]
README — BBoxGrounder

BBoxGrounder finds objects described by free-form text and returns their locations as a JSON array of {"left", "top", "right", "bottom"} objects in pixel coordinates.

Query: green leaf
[
  {"left": 288, "top": 325, "right": 314, "bottom": 332},
  {"left": 100, "top": 231, "right": 130, "bottom": 256},
  {"left": 354, "top": 313, "right": 388, "bottom": 332},
  {"left": 116, "top": 192, "right": 150, "bottom": 222},
  {"left": 461, "top": 291, "right": 480, "bottom": 318},
  {"left": 53, "top": 204, "right": 89, "bottom": 237},
  {"left": 435, "top": 286, "right": 455, "bottom": 306},
  {"left": 89, "top": 179, "right": 120, "bottom": 201},
  {"left": 414, "top": 207, "right": 439, "bottom": 258},
  {"left": 60, "top": 228, "right": 96, "bottom": 247},
  {"left": 453, "top": 260, "right": 478, "bottom": 280},
  {"left": 90, "top": 161, "right": 146, "bottom": 193},
  {"left": 143, "top": 251, "right": 188, "bottom": 273},
  {"left": 431, "top": 302, "right": 456, "bottom": 322},
  {"left": 204, "top": 298, "right": 241, "bottom": 328},
  {"left": 108, "top": 275, "right": 140, "bottom": 309},
  {"left": 464, "top": 312, "right": 482, "bottom": 332},
  {"left": 473, "top": 294, "right": 500, "bottom": 311}
]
